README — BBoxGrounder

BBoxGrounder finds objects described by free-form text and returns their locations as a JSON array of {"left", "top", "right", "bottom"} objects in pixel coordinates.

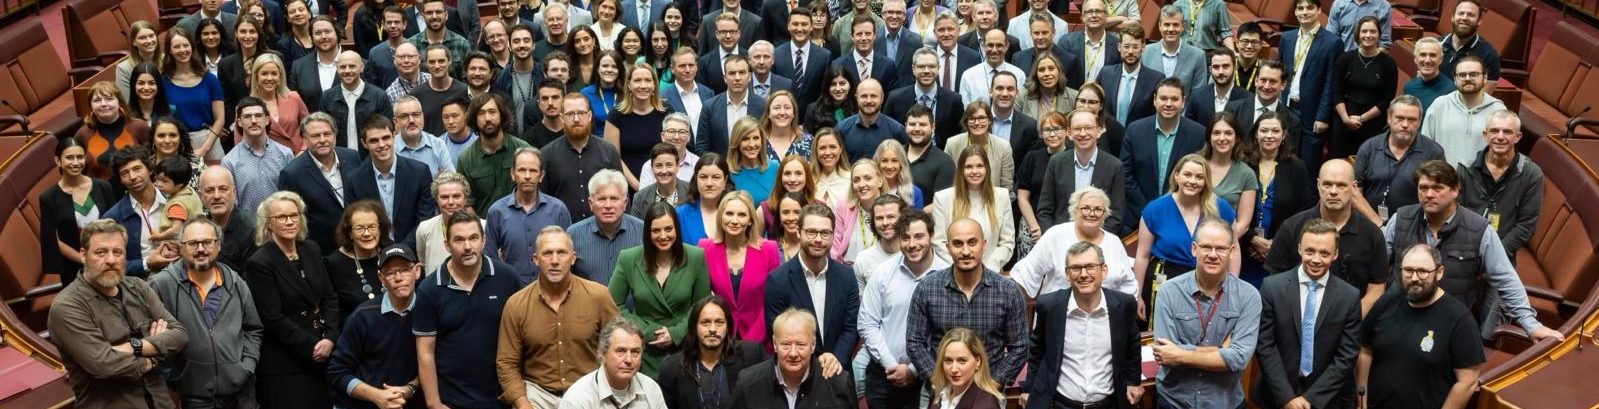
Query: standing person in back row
[{"left": 1279, "top": 0, "right": 1345, "bottom": 169}]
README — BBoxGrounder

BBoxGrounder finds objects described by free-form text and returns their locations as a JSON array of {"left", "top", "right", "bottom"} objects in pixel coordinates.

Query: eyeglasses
[
  {"left": 802, "top": 228, "right": 833, "bottom": 239},
  {"left": 1401, "top": 267, "right": 1440, "bottom": 277},
  {"left": 379, "top": 267, "right": 413, "bottom": 276},
  {"left": 1066, "top": 263, "right": 1104, "bottom": 274},
  {"left": 272, "top": 212, "right": 301, "bottom": 223},
  {"left": 1195, "top": 244, "right": 1233, "bottom": 255},
  {"left": 1069, "top": 126, "right": 1099, "bottom": 134},
  {"left": 1077, "top": 206, "right": 1107, "bottom": 216},
  {"left": 352, "top": 224, "right": 381, "bottom": 234},
  {"left": 967, "top": 116, "right": 991, "bottom": 123},
  {"left": 775, "top": 341, "right": 813, "bottom": 352},
  {"left": 1076, "top": 98, "right": 1102, "bottom": 105},
  {"left": 662, "top": 128, "right": 691, "bottom": 136},
  {"left": 1456, "top": 72, "right": 1484, "bottom": 79},
  {"left": 181, "top": 238, "right": 218, "bottom": 249}
]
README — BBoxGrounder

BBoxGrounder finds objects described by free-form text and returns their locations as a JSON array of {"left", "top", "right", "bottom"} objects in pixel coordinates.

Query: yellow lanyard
[
  {"left": 1235, "top": 62, "right": 1257, "bottom": 90},
  {"left": 1294, "top": 30, "right": 1315, "bottom": 73},
  {"left": 1188, "top": 1, "right": 1203, "bottom": 43},
  {"left": 1105, "top": 0, "right": 1119, "bottom": 17},
  {"left": 1086, "top": 38, "right": 1103, "bottom": 75}
]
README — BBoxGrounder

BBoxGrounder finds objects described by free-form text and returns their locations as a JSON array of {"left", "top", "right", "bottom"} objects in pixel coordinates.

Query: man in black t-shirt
[{"left": 1356, "top": 243, "right": 1484, "bottom": 409}]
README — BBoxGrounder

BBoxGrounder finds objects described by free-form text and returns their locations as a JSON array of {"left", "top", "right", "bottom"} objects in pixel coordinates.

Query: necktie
[
  {"left": 1257, "top": 106, "right": 1268, "bottom": 123},
  {"left": 1300, "top": 280, "right": 1320, "bottom": 376},
  {"left": 1116, "top": 75, "right": 1133, "bottom": 125},
  {"left": 942, "top": 52, "right": 953, "bottom": 90},
  {"left": 795, "top": 47, "right": 806, "bottom": 79},
  {"left": 918, "top": 94, "right": 934, "bottom": 112},
  {"left": 639, "top": 1, "right": 650, "bottom": 28},
  {"left": 859, "top": 58, "right": 871, "bottom": 79},
  {"left": 756, "top": 83, "right": 770, "bottom": 98}
]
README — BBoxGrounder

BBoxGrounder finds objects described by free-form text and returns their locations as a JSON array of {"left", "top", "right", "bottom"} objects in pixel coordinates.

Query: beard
[
  {"left": 564, "top": 122, "right": 592, "bottom": 139},
  {"left": 1405, "top": 280, "right": 1439, "bottom": 303},
  {"left": 92, "top": 269, "right": 123, "bottom": 292},
  {"left": 186, "top": 258, "right": 215, "bottom": 273}
]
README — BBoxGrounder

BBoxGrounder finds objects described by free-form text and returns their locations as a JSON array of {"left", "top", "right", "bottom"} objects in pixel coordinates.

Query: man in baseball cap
[{"left": 327, "top": 244, "right": 425, "bottom": 409}]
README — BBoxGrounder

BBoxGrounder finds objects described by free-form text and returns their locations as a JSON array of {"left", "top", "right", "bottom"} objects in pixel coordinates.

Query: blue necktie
[
  {"left": 1116, "top": 75, "right": 1134, "bottom": 126},
  {"left": 1300, "top": 280, "right": 1320, "bottom": 376}
]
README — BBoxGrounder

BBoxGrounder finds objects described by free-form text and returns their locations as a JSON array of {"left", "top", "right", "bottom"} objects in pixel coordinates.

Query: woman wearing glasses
[
  {"left": 245, "top": 191, "right": 341, "bottom": 408},
  {"left": 323, "top": 200, "right": 391, "bottom": 321},
  {"left": 1011, "top": 186, "right": 1139, "bottom": 300},
  {"left": 943, "top": 102, "right": 1016, "bottom": 190}
]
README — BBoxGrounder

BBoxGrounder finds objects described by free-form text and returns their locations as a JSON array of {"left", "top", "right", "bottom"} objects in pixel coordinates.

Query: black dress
[
  {"left": 1328, "top": 50, "right": 1397, "bottom": 159},
  {"left": 245, "top": 240, "right": 341, "bottom": 408},
  {"left": 606, "top": 109, "right": 669, "bottom": 176},
  {"left": 37, "top": 178, "right": 116, "bottom": 285},
  {"left": 322, "top": 249, "right": 382, "bottom": 323}
]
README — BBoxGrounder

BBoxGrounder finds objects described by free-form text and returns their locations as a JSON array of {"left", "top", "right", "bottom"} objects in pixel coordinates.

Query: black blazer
[
  {"left": 1120, "top": 116, "right": 1206, "bottom": 223},
  {"left": 319, "top": 81, "right": 396, "bottom": 150},
  {"left": 693, "top": 92, "right": 768, "bottom": 156},
  {"left": 1185, "top": 83, "right": 1250, "bottom": 126},
  {"left": 999, "top": 111, "right": 1043, "bottom": 155},
  {"left": 929, "top": 389, "right": 1004, "bottom": 409},
  {"left": 831, "top": 49, "right": 900, "bottom": 91},
  {"left": 277, "top": 148, "right": 362, "bottom": 252},
  {"left": 756, "top": 0, "right": 793, "bottom": 45},
  {"left": 1036, "top": 149, "right": 1126, "bottom": 234},
  {"left": 1245, "top": 155, "right": 1317, "bottom": 242},
  {"left": 1224, "top": 97, "right": 1304, "bottom": 153},
  {"left": 773, "top": 42, "right": 834, "bottom": 111},
  {"left": 1054, "top": 30, "right": 1121, "bottom": 87},
  {"left": 1252, "top": 268, "right": 1362, "bottom": 409},
  {"left": 883, "top": 85, "right": 964, "bottom": 148},
  {"left": 345, "top": 156, "right": 438, "bottom": 247},
  {"left": 37, "top": 179, "right": 116, "bottom": 284},
  {"left": 730, "top": 359, "right": 857, "bottom": 408},
  {"left": 877, "top": 29, "right": 924, "bottom": 68},
  {"left": 1024, "top": 289, "right": 1141, "bottom": 409},
  {"left": 657, "top": 342, "right": 767, "bottom": 409},
  {"left": 697, "top": 46, "right": 746, "bottom": 94},
  {"left": 244, "top": 240, "right": 342, "bottom": 376},
  {"left": 1095, "top": 64, "right": 1163, "bottom": 126},
  {"left": 697, "top": 10, "right": 762, "bottom": 54},
  {"left": 289, "top": 53, "right": 332, "bottom": 113},
  {"left": 763, "top": 258, "right": 860, "bottom": 361}
]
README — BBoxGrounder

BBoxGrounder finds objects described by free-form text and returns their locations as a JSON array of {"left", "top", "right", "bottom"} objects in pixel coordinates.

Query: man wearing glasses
[
  {"left": 1056, "top": 0, "right": 1122, "bottom": 87},
  {"left": 327, "top": 244, "right": 424, "bottom": 409},
  {"left": 1022, "top": 242, "right": 1144, "bottom": 409},
  {"left": 1036, "top": 109, "right": 1127, "bottom": 234},
  {"left": 1150, "top": 219, "right": 1262, "bottom": 409},
  {"left": 1355, "top": 243, "right": 1482, "bottom": 409},
  {"left": 149, "top": 218, "right": 262, "bottom": 408}
]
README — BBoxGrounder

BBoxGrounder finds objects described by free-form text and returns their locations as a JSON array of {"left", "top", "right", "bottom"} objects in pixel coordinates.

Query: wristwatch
[
  {"left": 1356, "top": 385, "right": 1367, "bottom": 396},
  {"left": 128, "top": 337, "right": 144, "bottom": 357},
  {"left": 407, "top": 383, "right": 419, "bottom": 397}
]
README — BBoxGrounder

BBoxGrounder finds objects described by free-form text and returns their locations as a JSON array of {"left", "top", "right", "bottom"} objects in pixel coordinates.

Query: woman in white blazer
[{"left": 931, "top": 145, "right": 1016, "bottom": 272}]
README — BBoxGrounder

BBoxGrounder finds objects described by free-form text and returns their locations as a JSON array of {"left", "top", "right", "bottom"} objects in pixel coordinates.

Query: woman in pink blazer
[{"left": 698, "top": 191, "right": 784, "bottom": 343}]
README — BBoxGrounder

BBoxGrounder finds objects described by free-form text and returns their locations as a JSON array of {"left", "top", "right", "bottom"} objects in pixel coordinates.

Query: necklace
[
  {"left": 1358, "top": 54, "right": 1377, "bottom": 69},
  {"left": 343, "top": 249, "right": 377, "bottom": 299}
]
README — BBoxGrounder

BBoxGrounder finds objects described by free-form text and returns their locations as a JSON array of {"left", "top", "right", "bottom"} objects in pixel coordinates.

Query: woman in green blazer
[{"left": 610, "top": 201, "right": 712, "bottom": 376}]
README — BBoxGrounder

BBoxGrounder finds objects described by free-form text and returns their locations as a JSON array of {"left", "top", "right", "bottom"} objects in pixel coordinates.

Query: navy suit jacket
[
  {"left": 1011, "top": 47, "right": 1086, "bottom": 90},
  {"left": 752, "top": 74, "right": 794, "bottom": 100},
  {"left": 1024, "top": 289, "right": 1141, "bottom": 409},
  {"left": 773, "top": 42, "right": 834, "bottom": 110},
  {"left": 277, "top": 148, "right": 362, "bottom": 252},
  {"left": 620, "top": 0, "right": 669, "bottom": 31},
  {"left": 661, "top": 81, "right": 716, "bottom": 115},
  {"left": 319, "top": 82, "right": 395, "bottom": 151},
  {"left": 831, "top": 49, "right": 899, "bottom": 92},
  {"left": 1278, "top": 27, "right": 1345, "bottom": 128},
  {"left": 1252, "top": 269, "right": 1362, "bottom": 409},
  {"left": 763, "top": 258, "right": 860, "bottom": 361},
  {"left": 957, "top": 30, "right": 1021, "bottom": 62},
  {"left": 876, "top": 29, "right": 925, "bottom": 67},
  {"left": 696, "top": 10, "right": 761, "bottom": 54},
  {"left": 693, "top": 92, "right": 768, "bottom": 156},
  {"left": 1224, "top": 97, "right": 1303, "bottom": 150},
  {"left": 883, "top": 84, "right": 964, "bottom": 148},
  {"left": 1096, "top": 64, "right": 1164, "bottom": 126},
  {"left": 756, "top": 0, "right": 794, "bottom": 44},
  {"left": 1120, "top": 116, "right": 1206, "bottom": 222},
  {"left": 697, "top": 47, "right": 746, "bottom": 94},
  {"left": 1055, "top": 30, "right": 1121, "bottom": 86},
  {"left": 1184, "top": 83, "right": 1250, "bottom": 126},
  {"left": 346, "top": 156, "right": 438, "bottom": 247}
]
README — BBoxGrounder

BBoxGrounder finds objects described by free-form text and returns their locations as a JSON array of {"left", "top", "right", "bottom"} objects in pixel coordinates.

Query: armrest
[
  {"left": 1523, "top": 286, "right": 1565, "bottom": 304},
  {"left": 69, "top": 66, "right": 104, "bottom": 83},
  {"left": 0, "top": 115, "right": 30, "bottom": 135},
  {"left": 1411, "top": 15, "right": 1440, "bottom": 29},
  {"left": 23, "top": 282, "right": 63, "bottom": 299},
  {"left": 1501, "top": 68, "right": 1529, "bottom": 86},
  {"left": 95, "top": 50, "right": 129, "bottom": 66},
  {"left": 1488, "top": 324, "right": 1534, "bottom": 352}
]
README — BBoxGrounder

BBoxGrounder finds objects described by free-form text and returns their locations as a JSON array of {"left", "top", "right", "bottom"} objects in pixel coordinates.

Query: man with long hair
[{"left": 656, "top": 296, "right": 766, "bottom": 408}]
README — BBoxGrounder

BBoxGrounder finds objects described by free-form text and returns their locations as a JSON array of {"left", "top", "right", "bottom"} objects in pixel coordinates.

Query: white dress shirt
[
  {"left": 1298, "top": 267, "right": 1330, "bottom": 323},
  {"left": 342, "top": 82, "right": 365, "bottom": 149},
  {"left": 958, "top": 62, "right": 1025, "bottom": 105},
  {"left": 802, "top": 259, "right": 829, "bottom": 339},
  {"left": 1058, "top": 290, "right": 1114, "bottom": 402},
  {"left": 1010, "top": 221, "right": 1138, "bottom": 298},
  {"left": 675, "top": 83, "right": 705, "bottom": 134}
]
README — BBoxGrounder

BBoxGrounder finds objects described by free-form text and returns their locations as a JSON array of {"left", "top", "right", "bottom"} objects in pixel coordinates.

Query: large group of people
[{"left": 42, "top": 0, "right": 1566, "bottom": 407}]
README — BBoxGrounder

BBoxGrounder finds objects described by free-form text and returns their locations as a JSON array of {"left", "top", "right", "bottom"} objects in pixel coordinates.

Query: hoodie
[{"left": 1418, "top": 91, "right": 1505, "bottom": 167}]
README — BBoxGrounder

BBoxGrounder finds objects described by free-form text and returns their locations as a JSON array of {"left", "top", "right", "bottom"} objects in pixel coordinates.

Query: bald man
[
  {"left": 198, "top": 165, "right": 257, "bottom": 271},
  {"left": 323, "top": 50, "right": 395, "bottom": 151},
  {"left": 1264, "top": 160, "right": 1389, "bottom": 314},
  {"left": 836, "top": 78, "right": 908, "bottom": 161},
  {"left": 906, "top": 218, "right": 1030, "bottom": 386}
]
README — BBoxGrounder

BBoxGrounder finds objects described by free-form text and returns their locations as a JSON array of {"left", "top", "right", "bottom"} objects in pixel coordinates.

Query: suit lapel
[{"left": 271, "top": 244, "right": 317, "bottom": 303}]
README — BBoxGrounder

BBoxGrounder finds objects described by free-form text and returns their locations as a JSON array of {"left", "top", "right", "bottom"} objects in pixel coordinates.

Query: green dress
[{"left": 608, "top": 245, "right": 711, "bottom": 377}]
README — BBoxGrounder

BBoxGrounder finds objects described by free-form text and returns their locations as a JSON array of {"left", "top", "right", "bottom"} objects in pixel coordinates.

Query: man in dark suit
[
  {"left": 1121, "top": 78, "right": 1205, "bottom": 225},
  {"left": 1185, "top": 48, "right": 1250, "bottom": 126},
  {"left": 1024, "top": 242, "right": 1144, "bottom": 409},
  {"left": 1055, "top": 0, "right": 1121, "bottom": 87},
  {"left": 832, "top": 18, "right": 899, "bottom": 92},
  {"left": 774, "top": 8, "right": 833, "bottom": 111},
  {"left": 923, "top": 13, "right": 981, "bottom": 94},
  {"left": 175, "top": 0, "right": 237, "bottom": 37},
  {"left": 747, "top": 41, "right": 795, "bottom": 101},
  {"left": 1254, "top": 218, "right": 1362, "bottom": 409},
  {"left": 756, "top": 0, "right": 794, "bottom": 45},
  {"left": 989, "top": 73, "right": 1042, "bottom": 155},
  {"left": 289, "top": 16, "right": 344, "bottom": 113},
  {"left": 662, "top": 49, "right": 716, "bottom": 135},
  {"left": 730, "top": 308, "right": 857, "bottom": 408},
  {"left": 347, "top": 115, "right": 438, "bottom": 248},
  {"left": 321, "top": 51, "right": 395, "bottom": 152},
  {"left": 1010, "top": 12, "right": 1084, "bottom": 90},
  {"left": 620, "top": 0, "right": 668, "bottom": 31},
  {"left": 657, "top": 297, "right": 768, "bottom": 409},
  {"left": 696, "top": 13, "right": 748, "bottom": 94},
  {"left": 277, "top": 113, "right": 362, "bottom": 253},
  {"left": 1223, "top": 61, "right": 1302, "bottom": 147},
  {"left": 1279, "top": 0, "right": 1346, "bottom": 168},
  {"left": 694, "top": 55, "right": 767, "bottom": 156},
  {"left": 1097, "top": 26, "right": 1162, "bottom": 128},
  {"left": 697, "top": 0, "right": 761, "bottom": 54},
  {"left": 1037, "top": 110, "right": 1127, "bottom": 234},
  {"left": 884, "top": 48, "right": 964, "bottom": 148},
  {"left": 956, "top": 0, "right": 1020, "bottom": 62},
  {"left": 765, "top": 204, "right": 861, "bottom": 363},
  {"left": 875, "top": 0, "right": 922, "bottom": 67}
]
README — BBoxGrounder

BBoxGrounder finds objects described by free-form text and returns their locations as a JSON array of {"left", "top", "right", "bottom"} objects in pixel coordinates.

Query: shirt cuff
[{"left": 346, "top": 379, "right": 362, "bottom": 396}]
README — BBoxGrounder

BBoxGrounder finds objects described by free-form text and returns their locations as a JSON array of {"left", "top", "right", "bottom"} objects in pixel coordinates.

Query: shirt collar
[
  {"left": 1296, "top": 267, "right": 1330, "bottom": 289},
  {"left": 992, "top": 109, "right": 1014, "bottom": 124},
  {"left": 1066, "top": 289, "right": 1109, "bottom": 315},
  {"left": 372, "top": 157, "right": 397, "bottom": 177},
  {"left": 775, "top": 365, "right": 811, "bottom": 390},
  {"left": 1255, "top": 96, "right": 1278, "bottom": 112},
  {"left": 802, "top": 258, "right": 829, "bottom": 278},
  {"left": 1075, "top": 148, "right": 1098, "bottom": 168},
  {"left": 381, "top": 293, "right": 417, "bottom": 315},
  {"left": 344, "top": 81, "right": 366, "bottom": 97}
]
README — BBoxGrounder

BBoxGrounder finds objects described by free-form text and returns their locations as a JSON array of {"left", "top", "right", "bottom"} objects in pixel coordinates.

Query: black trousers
[{"left": 865, "top": 360, "right": 924, "bottom": 409}]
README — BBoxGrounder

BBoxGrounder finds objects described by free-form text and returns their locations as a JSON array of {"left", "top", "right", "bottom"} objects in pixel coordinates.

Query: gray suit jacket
[
  {"left": 1036, "top": 149, "right": 1126, "bottom": 233},
  {"left": 1055, "top": 30, "right": 1122, "bottom": 86},
  {"left": 1140, "top": 42, "right": 1209, "bottom": 90}
]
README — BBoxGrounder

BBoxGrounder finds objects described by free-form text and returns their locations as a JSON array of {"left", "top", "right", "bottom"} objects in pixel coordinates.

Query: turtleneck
[{"left": 95, "top": 115, "right": 128, "bottom": 139}]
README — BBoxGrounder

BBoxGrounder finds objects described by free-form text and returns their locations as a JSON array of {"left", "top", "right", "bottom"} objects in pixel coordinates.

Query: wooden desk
[
  {"left": 1391, "top": 10, "right": 1423, "bottom": 42},
  {"left": 72, "top": 58, "right": 123, "bottom": 118}
]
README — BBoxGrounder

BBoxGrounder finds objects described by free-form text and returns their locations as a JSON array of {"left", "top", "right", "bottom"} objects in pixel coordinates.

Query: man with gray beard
[{"left": 149, "top": 218, "right": 264, "bottom": 408}]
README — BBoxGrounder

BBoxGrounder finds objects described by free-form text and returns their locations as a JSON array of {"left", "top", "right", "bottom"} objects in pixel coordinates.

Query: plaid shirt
[
  {"left": 408, "top": 30, "right": 473, "bottom": 78},
  {"left": 906, "top": 268, "right": 1030, "bottom": 385}
]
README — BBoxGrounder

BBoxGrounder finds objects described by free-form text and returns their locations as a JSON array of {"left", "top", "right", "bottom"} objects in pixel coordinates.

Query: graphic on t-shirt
[{"left": 1420, "top": 330, "right": 1435, "bottom": 353}]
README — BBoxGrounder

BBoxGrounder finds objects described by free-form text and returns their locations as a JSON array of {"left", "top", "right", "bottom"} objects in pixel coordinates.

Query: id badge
[
  {"left": 1377, "top": 204, "right": 1389, "bottom": 223},
  {"left": 1487, "top": 212, "right": 1502, "bottom": 231}
]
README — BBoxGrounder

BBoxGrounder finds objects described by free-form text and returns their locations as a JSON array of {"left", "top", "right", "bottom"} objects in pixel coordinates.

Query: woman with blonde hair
[
  {"left": 809, "top": 128, "right": 852, "bottom": 204},
  {"left": 761, "top": 90, "right": 813, "bottom": 160},
  {"left": 699, "top": 191, "right": 784, "bottom": 343},
  {"left": 832, "top": 158, "right": 886, "bottom": 261},
  {"left": 927, "top": 327, "right": 1004, "bottom": 409},
  {"left": 606, "top": 62, "right": 670, "bottom": 189},
  {"left": 931, "top": 146, "right": 1015, "bottom": 271},
  {"left": 116, "top": 20, "right": 162, "bottom": 103},
  {"left": 244, "top": 53, "right": 310, "bottom": 153},
  {"left": 944, "top": 101, "right": 1016, "bottom": 189},
  {"left": 75, "top": 81, "right": 151, "bottom": 180},
  {"left": 874, "top": 140, "right": 923, "bottom": 208},
  {"left": 727, "top": 117, "right": 781, "bottom": 205},
  {"left": 1132, "top": 153, "right": 1239, "bottom": 320},
  {"left": 245, "top": 190, "right": 339, "bottom": 408}
]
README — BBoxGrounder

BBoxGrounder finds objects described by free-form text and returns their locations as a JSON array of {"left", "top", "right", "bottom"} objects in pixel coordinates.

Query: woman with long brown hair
[{"left": 931, "top": 146, "right": 1015, "bottom": 272}]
